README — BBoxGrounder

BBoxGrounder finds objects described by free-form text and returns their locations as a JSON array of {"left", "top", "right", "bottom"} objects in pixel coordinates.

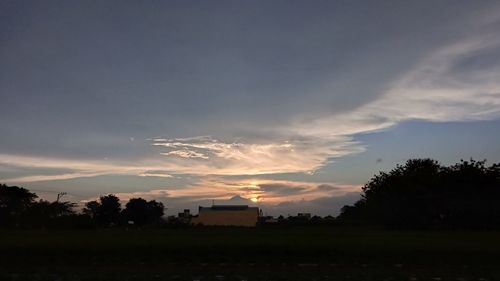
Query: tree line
[{"left": 0, "top": 185, "right": 164, "bottom": 228}]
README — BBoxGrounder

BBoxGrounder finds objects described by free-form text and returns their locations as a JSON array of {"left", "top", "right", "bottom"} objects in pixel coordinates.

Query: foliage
[
  {"left": 0, "top": 185, "right": 165, "bottom": 228},
  {"left": 0, "top": 184, "right": 38, "bottom": 227},
  {"left": 338, "top": 159, "right": 500, "bottom": 229},
  {"left": 122, "top": 198, "right": 165, "bottom": 226},
  {"left": 23, "top": 200, "right": 76, "bottom": 227},
  {"left": 83, "top": 194, "right": 122, "bottom": 226}
]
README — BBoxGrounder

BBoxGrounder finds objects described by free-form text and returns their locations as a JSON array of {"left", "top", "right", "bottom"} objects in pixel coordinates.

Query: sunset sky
[{"left": 1, "top": 1, "right": 500, "bottom": 216}]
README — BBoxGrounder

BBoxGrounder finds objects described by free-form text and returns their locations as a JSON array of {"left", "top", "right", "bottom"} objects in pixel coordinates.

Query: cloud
[
  {"left": 0, "top": 172, "right": 108, "bottom": 183},
  {"left": 298, "top": 33, "right": 500, "bottom": 138},
  {"left": 316, "top": 184, "right": 342, "bottom": 191},
  {"left": 264, "top": 192, "right": 362, "bottom": 216},
  {"left": 0, "top": 154, "right": 174, "bottom": 183},
  {"left": 151, "top": 135, "right": 365, "bottom": 176},
  {"left": 138, "top": 171, "right": 173, "bottom": 178},
  {"left": 161, "top": 150, "right": 209, "bottom": 159},
  {"left": 111, "top": 189, "right": 171, "bottom": 202},
  {"left": 257, "top": 183, "right": 307, "bottom": 195}
]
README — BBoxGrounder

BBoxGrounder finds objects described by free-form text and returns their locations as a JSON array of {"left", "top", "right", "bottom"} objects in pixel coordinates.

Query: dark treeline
[
  {"left": 0, "top": 185, "right": 164, "bottom": 228},
  {"left": 258, "top": 214, "right": 337, "bottom": 227},
  {"left": 338, "top": 159, "right": 500, "bottom": 229},
  {"left": 1, "top": 158, "right": 499, "bottom": 229}
]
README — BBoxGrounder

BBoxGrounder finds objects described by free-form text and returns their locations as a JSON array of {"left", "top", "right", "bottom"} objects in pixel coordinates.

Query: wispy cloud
[
  {"left": 138, "top": 178, "right": 359, "bottom": 204},
  {"left": 161, "top": 150, "right": 209, "bottom": 159},
  {"left": 152, "top": 135, "right": 364, "bottom": 176},
  {"left": 0, "top": 172, "right": 108, "bottom": 183},
  {"left": 0, "top": 154, "right": 173, "bottom": 183},
  {"left": 298, "top": 33, "right": 500, "bottom": 137},
  {"left": 138, "top": 171, "right": 173, "bottom": 178}
]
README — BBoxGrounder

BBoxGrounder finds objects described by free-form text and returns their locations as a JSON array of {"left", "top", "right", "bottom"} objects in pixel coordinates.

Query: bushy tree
[
  {"left": 82, "top": 200, "right": 100, "bottom": 219},
  {"left": 0, "top": 184, "right": 79, "bottom": 227},
  {"left": 83, "top": 194, "right": 121, "bottom": 226},
  {"left": 0, "top": 184, "right": 38, "bottom": 227},
  {"left": 338, "top": 159, "right": 500, "bottom": 229},
  {"left": 122, "top": 198, "right": 164, "bottom": 226},
  {"left": 23, "top": 200, "right": 76, "bottom": 227}
]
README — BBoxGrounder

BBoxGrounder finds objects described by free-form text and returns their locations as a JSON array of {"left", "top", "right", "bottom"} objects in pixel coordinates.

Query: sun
[{"left": 250, "top": 196, "right": 259, "bottom": 203}]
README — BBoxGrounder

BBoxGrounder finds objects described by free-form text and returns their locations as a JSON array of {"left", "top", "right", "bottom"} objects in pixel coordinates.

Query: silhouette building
[
  {"left": 177, "top": 209, "right": 191, "bottom": 223},
  {"left": 191, "top": 205, "right": 259, "bottom": 227}
]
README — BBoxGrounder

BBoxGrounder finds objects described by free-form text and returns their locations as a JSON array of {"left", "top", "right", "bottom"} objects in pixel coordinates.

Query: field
[{"left": 1, "top": 227, "right": 499, "bottom": 280}]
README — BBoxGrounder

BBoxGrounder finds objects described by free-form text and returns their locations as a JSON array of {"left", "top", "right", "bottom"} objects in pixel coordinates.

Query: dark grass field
[{"left": 1, "top": 227, "right": 500, "bottom": 280}]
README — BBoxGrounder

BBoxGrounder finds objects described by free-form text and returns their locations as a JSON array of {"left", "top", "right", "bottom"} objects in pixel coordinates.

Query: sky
[{"left": 1, "top": 1, "right": 500, "bottom": 216}]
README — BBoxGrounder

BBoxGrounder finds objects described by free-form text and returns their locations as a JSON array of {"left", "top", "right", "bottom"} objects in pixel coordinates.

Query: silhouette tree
[
  {"left": 147, "top": 200, "right": 165, "bottom": 225},
  {"left": 338, "top": 159, "right": 500, "bottom": 229},
  {"left": 22, "top": 200, "right": 75, "bottom": 227},
  {"left": 83, "top": 200, "right": 100, "bottom": 219},
  {"left": 51, "top": 201, "right": 76, "bottom": 217},
  {"left": 83, "top": 194, "right": 121, "bottom": 226},
  {"left": 0, "top": 184, "right": 38, "bottom": 227},
  {"left": 99, "top": 195, "right": 121, "bottom": 223},
  {"left": 122, "top": 198, "right": 164, "bottom": 226},
  {"left": 32, "top": 200, "right": 75, "bottom": 216}
]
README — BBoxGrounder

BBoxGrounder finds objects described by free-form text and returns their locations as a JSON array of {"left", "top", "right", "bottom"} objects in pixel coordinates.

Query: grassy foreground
[{"left": 1, "top": 227, "right": 499, "bottom": 280}]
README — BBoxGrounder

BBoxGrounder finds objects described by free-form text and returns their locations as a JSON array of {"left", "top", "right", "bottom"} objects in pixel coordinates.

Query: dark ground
[{"left": 1, "top": 227, "right": 499, "bottom": 280}]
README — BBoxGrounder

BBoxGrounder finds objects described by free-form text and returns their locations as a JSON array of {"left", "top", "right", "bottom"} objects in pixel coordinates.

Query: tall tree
[
  {"left": 99, "top": 194, "right": 121, "bottom": 225},
  {"left": 147, "top": 200, "right": 165, "bottom": 224}
]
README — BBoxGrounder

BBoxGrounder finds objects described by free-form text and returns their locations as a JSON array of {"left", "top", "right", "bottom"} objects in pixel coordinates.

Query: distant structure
[
  {"left": 177, "top": 209, "right": 191, "bottom": 224},
  {"left": 191, "top": 205, "right": 259, "bottom": 227},
  {"left": 297, "top": 213, "right": 312, "bottom": 219}
]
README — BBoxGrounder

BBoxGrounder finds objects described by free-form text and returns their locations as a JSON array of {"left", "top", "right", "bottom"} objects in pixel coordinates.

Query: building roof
[{"left": 199, "top": 205, "right": 259, "bottom": 212}]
